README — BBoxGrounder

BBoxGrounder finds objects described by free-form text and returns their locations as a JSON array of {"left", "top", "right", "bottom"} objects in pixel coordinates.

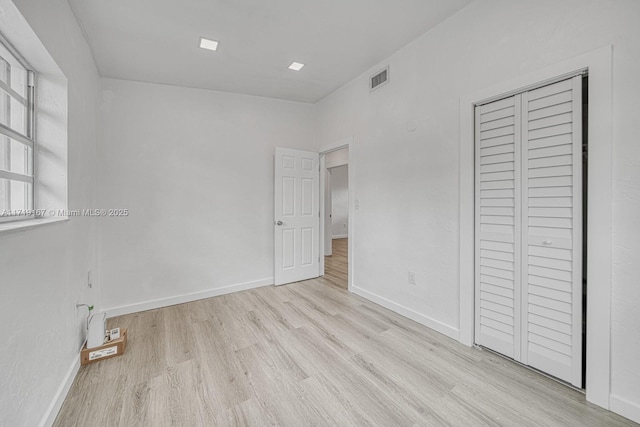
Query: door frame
[
  {"left": 319, "top": 137, "right": 354, "bottom": 292},
  {"left": 459, "top": 46, "right": 612, "bottom": 408}
]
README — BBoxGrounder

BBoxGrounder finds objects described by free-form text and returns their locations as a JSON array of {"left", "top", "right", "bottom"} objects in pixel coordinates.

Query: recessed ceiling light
[
  {"left": 288, "top": 62, "right": 305, "bottom": 71},
  {"left": 199, "top": 37, "right": 219, "bottom": 51}
]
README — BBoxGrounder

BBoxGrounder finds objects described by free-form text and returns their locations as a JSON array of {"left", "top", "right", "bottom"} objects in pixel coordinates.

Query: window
[{"left": 0, "top": 36, "right": 35, "bottom": 223}]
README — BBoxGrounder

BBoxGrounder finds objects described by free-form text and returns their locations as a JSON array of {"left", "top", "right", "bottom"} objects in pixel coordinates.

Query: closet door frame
[{"left": 459, "top": 46, "right": 612, "bottom": 409}]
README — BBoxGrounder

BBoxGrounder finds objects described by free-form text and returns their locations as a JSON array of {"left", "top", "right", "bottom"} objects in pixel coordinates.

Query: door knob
[
  {"left": 543, "top": 240, "right": 553, "bottom": 245},
  {"left": 275, "top": 220, "right": 283, "bottom": 226}
]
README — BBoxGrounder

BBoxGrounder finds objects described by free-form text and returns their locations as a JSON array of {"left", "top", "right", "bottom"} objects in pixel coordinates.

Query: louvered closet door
[
  {"left": 475, "top": 76, "right": 583, "bottom": 387},
  {"left": 521, "top": 76, "right": 582, "bottom": 387},
  {"left": 475, "top": 94, "right": 522, "bottom": 360}
]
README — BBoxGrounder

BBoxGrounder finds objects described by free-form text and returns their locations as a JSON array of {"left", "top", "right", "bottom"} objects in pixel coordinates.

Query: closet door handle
[{"left": 543, "top": 240, "right": 553, "bottom": 245}]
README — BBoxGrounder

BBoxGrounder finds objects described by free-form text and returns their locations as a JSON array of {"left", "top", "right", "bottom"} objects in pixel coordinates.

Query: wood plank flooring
[
  {"left": 324, "top": 238, "right": 347, "bottom": 289},
  {"left": 54, "top": 278, "right": 636, "bottom": 426}
]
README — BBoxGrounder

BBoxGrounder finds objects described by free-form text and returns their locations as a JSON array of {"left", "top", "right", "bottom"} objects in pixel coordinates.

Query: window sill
[{"left": 0, "top": 216, "right": 69, "bottom": 235}]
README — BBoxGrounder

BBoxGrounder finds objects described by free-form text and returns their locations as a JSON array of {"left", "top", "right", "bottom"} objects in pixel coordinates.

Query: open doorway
[
  {"left": 325, "top": 163, "right": 348, "bottom": 288},
  {"left": 320, "top": 143, "right": 352, "bottom": 291}
]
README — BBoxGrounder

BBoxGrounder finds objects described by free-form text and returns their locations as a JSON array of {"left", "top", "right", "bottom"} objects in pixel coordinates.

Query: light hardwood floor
[
  {"left": 324, "top": 238, "right": 348, "bottom": 289},
  {"left": 54, "top": 278, "right": 635, "bottom": 426}
]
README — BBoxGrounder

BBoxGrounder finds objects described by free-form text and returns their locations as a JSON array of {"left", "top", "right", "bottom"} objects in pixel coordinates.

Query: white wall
[
  {"left": 315, "top": 0, "right": 640, "bottom": 420},
  {"left": 330, "top": 165, "right": 348, "bottom": 238},
  {"left": 3, "top": 0, "right": 639, "bottom": 424},
  {"left": 0, "top": 0, "right": 100, "bottom": 426},
  {"left": 99, "top": 78, "right": 316, "bottom": 314}
]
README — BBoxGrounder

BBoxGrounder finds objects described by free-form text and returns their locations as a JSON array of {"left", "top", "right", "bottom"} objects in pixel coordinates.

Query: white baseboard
[
  {"left": 610, "top": 394, "right": 640, "bottom": 424},
  {"left": 352, "top": 286, "right": 459, "bottom": 341},
  {"left": 39, "top": 355, "right": 80, "bottom": 427},
  {"left": 332, "top": 234, "right": 348, "bottom": 239},
  {"left": 103, "top": 278, "right": 274, "bottom": 318}
]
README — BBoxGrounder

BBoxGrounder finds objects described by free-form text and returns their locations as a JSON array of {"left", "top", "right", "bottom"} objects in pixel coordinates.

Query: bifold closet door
[
  {"left": 474, "top": 94, "right": 522, "bottom": 360},
  {"left": 521, "top": 76, "right": 582, "bottom": 387},
  {"left": 475, "top": 76, "right": 582, "bottom": 387}
]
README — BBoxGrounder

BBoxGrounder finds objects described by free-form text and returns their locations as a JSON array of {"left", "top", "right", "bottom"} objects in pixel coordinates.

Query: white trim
[
  {"left": 353, "top": 286, "right": 459, "bottom": 340},
  {"left": 319, "top": 136, "right": 354, "bottom": 292},
  {"left": 0, "top": 169, "right": 34, "bottom": 183},
  {"left": 0, "top": 121, "right": 34, "bottom": 148},
  {"left": 459, "top": 45, "right": 612, "bottom": 409},
  {"left": 103, "top": 278, "right": 273, "bottom": 318},
  {"left": 318, "top": 136, "right": 353, "bottom": 156},
  {"left": 0, "top": 216, "right": 68, "bottom": 234},
  {"left": 332, "top": 234, "right": 348, "bottom": 239},
  {"left": 610, "top": 395, "right": 640, "bottom": 424},
  {"left": 39, "top": 355, "right": 80, "bottom": 427},
  {"left": 0, "top": 79, "right": 27, "bottom": 105}
]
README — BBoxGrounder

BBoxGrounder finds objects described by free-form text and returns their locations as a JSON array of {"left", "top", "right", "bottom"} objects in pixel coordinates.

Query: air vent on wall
[{"left": 370, "top": 66, "right": 389, "bottom": 92}]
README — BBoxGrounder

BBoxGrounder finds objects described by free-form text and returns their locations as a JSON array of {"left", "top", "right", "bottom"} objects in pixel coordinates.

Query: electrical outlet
[{"left": 408, "top": 271, "right": 416, "bottom": 285}]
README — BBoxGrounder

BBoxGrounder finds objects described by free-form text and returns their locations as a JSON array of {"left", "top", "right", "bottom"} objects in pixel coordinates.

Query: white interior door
[
  {"left": 475, "top": 76, "right": 583, "bottom": 387},
  {"left": 274, "top": 148, "right": 319, "bottom": 286}
]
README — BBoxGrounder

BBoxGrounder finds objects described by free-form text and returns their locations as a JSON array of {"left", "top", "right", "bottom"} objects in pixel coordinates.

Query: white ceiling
[{"left": 68, "top": 0, "right": 473, "bottom": 103}]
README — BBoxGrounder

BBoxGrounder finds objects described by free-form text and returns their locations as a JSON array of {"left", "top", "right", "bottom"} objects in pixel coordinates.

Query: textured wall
[
  {"left": 315, "top": 0, "right": 640, "bottom": 418},
  {"left": 0, "top": 0, "right": 100, "bottom": 426}
]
